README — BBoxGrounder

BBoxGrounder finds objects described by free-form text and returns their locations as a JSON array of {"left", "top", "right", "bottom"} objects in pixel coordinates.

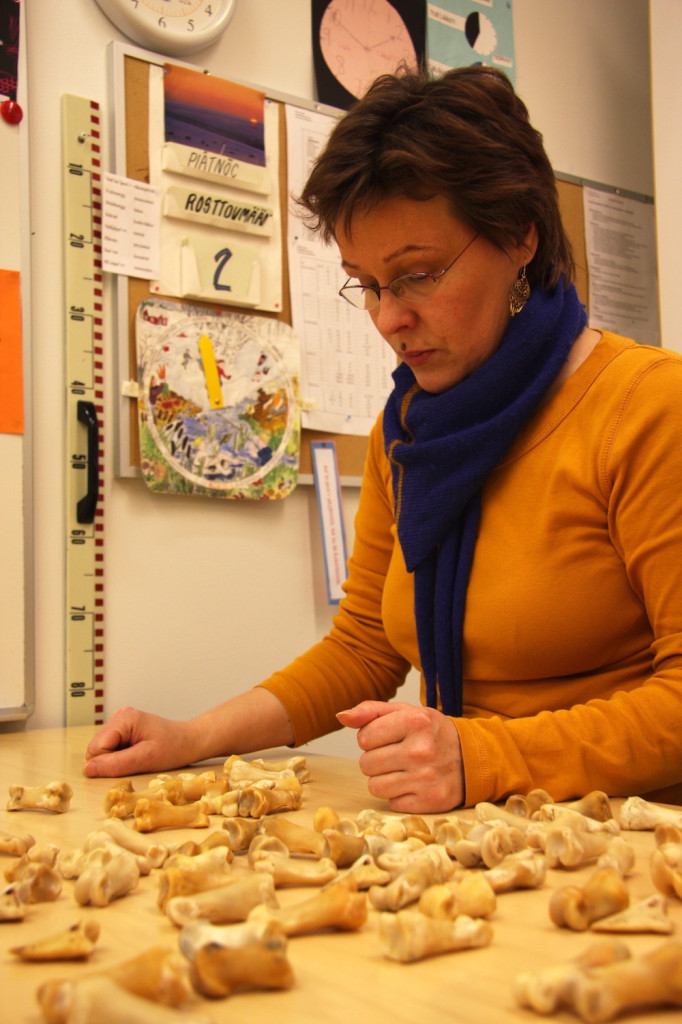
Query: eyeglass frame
[{"left": 338, "top": 232, "right": 480, "bottom": 311}]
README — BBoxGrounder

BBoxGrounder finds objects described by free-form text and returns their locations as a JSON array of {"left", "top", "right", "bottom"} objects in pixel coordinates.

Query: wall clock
[
  {"left": 312, "top": 0, "right": 426, "bottom": 111},
  {"left": 94, "top": 0, "right": 238, "bottom": 57}
]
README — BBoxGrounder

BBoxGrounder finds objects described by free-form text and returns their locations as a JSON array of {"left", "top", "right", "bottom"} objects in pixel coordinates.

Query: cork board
[{"left": 116, "top": 54, "right": 590, "bottom": 484}]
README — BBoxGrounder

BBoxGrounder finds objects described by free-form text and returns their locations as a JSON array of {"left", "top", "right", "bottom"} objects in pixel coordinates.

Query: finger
[
  {"left": 84, "top": 724, "right": 130, "bottom": 762},
  {"left": 336, "top": 700, "right": 406, "bottom": 729},
  {"left": 83, "top": 742, "right": 155, "bottom": 779}
]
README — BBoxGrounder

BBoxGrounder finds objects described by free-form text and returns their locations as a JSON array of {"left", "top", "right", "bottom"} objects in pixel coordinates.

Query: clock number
[
  {"left": 158, "top": 17, "right": 166, "bottom": 29},
  {"left": 213, "top": 248, "right": 233, "bottom": 292},
  {"left": 187, "top": 19, "right": 195, "bottom": 32}
]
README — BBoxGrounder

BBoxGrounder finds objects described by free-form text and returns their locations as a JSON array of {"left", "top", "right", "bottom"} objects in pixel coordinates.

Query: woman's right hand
[{"left": 83, "top": 706, "right": 197, "bottom": 778}]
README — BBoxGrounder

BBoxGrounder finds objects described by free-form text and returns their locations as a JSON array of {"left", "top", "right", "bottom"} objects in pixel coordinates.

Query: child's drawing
[{"left": 136, "top": 299, "right": 300, "bottom": 499}]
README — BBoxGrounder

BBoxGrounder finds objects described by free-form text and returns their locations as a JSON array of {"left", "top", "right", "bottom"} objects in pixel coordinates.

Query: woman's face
[{"left": 336, "top": 195, "right": 537, "bottom": 394}]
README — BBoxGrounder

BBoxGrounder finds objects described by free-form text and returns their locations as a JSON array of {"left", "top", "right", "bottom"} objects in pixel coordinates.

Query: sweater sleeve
[
  {"left": 456, "top": 355, "right": 682, "bottom": 806},
  {"left": 258, "top": 417, "right": 411, "bottom": 745}
]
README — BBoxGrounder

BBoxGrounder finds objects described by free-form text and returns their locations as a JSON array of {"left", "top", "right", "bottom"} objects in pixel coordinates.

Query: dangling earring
[{"left": 509, "top": 265, "right": 530, "bottom": 316}]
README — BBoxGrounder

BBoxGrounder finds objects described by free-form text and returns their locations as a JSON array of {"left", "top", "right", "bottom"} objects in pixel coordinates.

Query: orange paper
[{"left": 0, "top": 268, "right": 23, "bottom": 434}]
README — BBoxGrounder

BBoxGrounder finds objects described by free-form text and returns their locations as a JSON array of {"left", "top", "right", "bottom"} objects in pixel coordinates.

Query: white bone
[
  {"left": 165, "top": 871, "right": 278, "bottom": 927},
  {"left": 379, "top": 910, "right": 493, "bottom": 962},
  {"left": 7, "top": 782, "right": 72, "bottom": 813},
  {"left": 37, "top": 975, "right": 213, "bottom": 1024},
  {"left": 73, "top": 847, "right": 140, "bottom": 906},
  {"left": 619, "top": 795, "right": 682, "bottom": 831}
]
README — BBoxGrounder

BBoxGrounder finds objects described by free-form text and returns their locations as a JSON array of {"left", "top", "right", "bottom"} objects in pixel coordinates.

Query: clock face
[
  {"left": 94, "top": 0, "right": 238, "bottom": 57},
  {"left": 464, "top": 12, "right": 498, "bottom": 57},
  {"left": 319, "top": 0, "right": 418, "bottom": 104}
]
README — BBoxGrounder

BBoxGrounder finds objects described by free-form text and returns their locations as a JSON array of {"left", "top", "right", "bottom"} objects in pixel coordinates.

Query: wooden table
[{"left": 1, "top": 726, "right": 680, "bottom": 1023}]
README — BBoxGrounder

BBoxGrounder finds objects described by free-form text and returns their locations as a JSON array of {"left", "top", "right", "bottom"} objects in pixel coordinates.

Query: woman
[{"left": 85, "top": 67, "right": 682, "bottom": 811}]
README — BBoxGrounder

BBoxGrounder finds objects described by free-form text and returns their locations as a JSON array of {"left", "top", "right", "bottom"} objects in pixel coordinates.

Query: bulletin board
[{"left": 111, "top": 43, "right": 591, "bottom": 487}]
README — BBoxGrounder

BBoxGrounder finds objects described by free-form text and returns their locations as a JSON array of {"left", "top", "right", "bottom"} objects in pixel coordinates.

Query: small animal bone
[
  {"left": 236, "top": 779, "right": 302, "bottom": 818},
  {"left": 432, "top": 817, "right": 466, "bottom": 856},
  {"left": 10, "top": 920, "right": 100, "bottom": 960},
  {"left": 532, "top": 805, "right": 621, "bottom": 835},
  {"left": 504, "top": 789, "right": 554, "bottom": 818},
  {"left": 0, "top": 883, "right": 27, "bottom": 920},
  {"left": 7, "top": 781, "right": 73, "bottom": 813},
  {"left": 451, "top": 820, "right": 527, "bottom": 869},
  {"left": 564, "top": 791, "right": 614, "bottom": 822},
  {"left": 5, "top": 843, "right": 59, "bottom": 880},
  {"left": 178, "top": 917, "right": 282, "bottom": 961},
  {"left": 103, "top": 783, "right": 160, "bottom": 818},
  {"left": 482, "top": 850, "right": 547, "bottom": 893},
  {"left": 369, "top": 845, "right": 455, "bottom": 912},
  {"left": 313, "top": 806, "right": 342, "bottom": 832},
  {"left": 473, "top": 801, "right": 552, "bottom": 839},
  {"left": 223, "top": 753, "right": 307, "bottom": 782},
  {"left": 74, "top": 847, "right": 140, "bottom": 907},
  {"left": 596, "top": 836, "right": 636, "bottom": 878},
  {"left": 4, "top": 859, "right": 62, "bottom": 902},
  {"left": 157, "top": 846, "right": 233, "bottom": 910},
  {"left": 0, "top": 829, "right": 35, "bottom": 855},
  {"left": 165, "top": 871, "right": 278, "bottom": 927},
  {"left": 591, "top": 893, "right": 673, "bottom": 934},
  {"left": 103, "top": 946, "right": 193, "bottom": 1007},
  {"left": 37, "top": 975, "right": 213, "bottom": 1024},
  {"left": 544, "top": 825, "right": 611, "bottom": 869},
  {"left": 258, "top": 816, "right": 327, "bottom": 858},
  {"left": 362, "top": 834, "right": 425, "bottom": 867},
  {"left": 72, "top": 830, "right": 155, "bottom": 877},
  {"left": 549, "top": 866, "right": 629, "bottom": 931},
  {"left": 223, "top": 755, "right": 298, "bottom": 787},
  {"left": 619, "top": 795, "right": 682, "bottom": 831},
  {"left": 650, "top": 830, "right": 682, "bottom": 900},
  {"left": 570, "top": 939, "right": 682, "bottom": 1022},
  {"left": 100, "top": 817, "right": 168, "bottom": 869},
  {"left": 513, "top": 937, "right": 631, "bottom": 1015},
  {"left": 221, "top": 817, "right": 260, "bottom": 852},
  {"left": 191, "top": 933, "right": 295, "bottom": 997},
  {"left": 248, "top": 835, "right": 338, "bottom": 886},
  {"left": 337, "top": 852, "right": 392, "bottom": 890},
  {"left": 322, "top": 828, "right": 367, "bottom": 867},
  {"left": 379, "top": 909, "right": 493, "bottom": 962},
  {"left": 418, "top": 872, "right": 497, "bottom": 919},
  {"left": 134, "top": 797, "right": 210, "bottom": 832},
  {"left": 150, "top": 771, "right": 223, "bottom": 803},
  {"left": 248, "top": 878, "right": 367, "bottom": 936},
  {"left": 247, "top": 754, "right": 310, "bottom": 780}
]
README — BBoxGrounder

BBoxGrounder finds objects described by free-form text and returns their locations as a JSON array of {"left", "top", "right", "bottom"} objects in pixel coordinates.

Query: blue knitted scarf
[{"left": 382, "top": 279, "right": 587, "bottom": 716}]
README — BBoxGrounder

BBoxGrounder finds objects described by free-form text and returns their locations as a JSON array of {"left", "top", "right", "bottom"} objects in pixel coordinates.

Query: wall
[
  {"left": 650, "top": 0, "right": 682, "bottom": 354},
  {"left": 9, "top": 1, "right": 653, "bottom": 761}
]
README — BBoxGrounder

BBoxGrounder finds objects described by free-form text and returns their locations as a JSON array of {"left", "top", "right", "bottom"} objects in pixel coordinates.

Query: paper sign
[
  {"left": 101, "top": 173, "right": 160, "bottom": 279},
  {"left": 164, "top": 184, "right": 274, "bottom": 236},
  {"left": 312, "top": 442, "right": 348, "bottom": 603},
  {"left": 0, "top": 268, "right": 23, "bottom": 434}
]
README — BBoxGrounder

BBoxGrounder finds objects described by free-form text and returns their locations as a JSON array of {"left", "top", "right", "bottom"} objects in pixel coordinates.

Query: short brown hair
[{"left": 298, "top": 66, "right": 573, "bottom": 290}]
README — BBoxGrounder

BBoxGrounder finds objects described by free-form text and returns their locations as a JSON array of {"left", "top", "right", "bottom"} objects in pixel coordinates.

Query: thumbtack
[{"left": 1, "top": 99, "right": 23, "bottom": 125}]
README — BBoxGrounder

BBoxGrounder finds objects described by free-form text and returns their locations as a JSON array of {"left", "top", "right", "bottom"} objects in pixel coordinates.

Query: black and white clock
[{"left": 94, "top": 0, "right": 238, "bottom": 57}]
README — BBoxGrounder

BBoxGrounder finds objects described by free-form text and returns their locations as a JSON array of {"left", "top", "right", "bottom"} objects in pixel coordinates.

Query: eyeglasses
[{"left": 338, "top": 232, "right": 479, "bottom": 311}]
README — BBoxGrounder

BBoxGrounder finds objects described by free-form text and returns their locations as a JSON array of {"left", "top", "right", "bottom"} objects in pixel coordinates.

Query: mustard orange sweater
[{"left": 261, "top": 332, "right": 682, "bottom": 805}]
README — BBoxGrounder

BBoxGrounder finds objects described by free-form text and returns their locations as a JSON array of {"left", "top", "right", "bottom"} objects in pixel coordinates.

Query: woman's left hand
[{"left": 336, "top": 700, "right": 464, "bottom": 813}]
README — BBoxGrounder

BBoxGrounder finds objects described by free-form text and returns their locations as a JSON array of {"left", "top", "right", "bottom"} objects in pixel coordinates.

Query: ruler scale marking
[{"left": 62, "top": 95, "right": 105, "bottom": 726}]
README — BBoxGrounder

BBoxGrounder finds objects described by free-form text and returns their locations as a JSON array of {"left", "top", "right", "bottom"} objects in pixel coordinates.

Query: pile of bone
[{"left": 3, "top": 764, "right": 682, "bottom": 1024}]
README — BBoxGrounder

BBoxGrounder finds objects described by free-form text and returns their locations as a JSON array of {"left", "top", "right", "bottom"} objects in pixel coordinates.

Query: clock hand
[{"left": 333, "top": 19, "right": 372, "bottom": 50}]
